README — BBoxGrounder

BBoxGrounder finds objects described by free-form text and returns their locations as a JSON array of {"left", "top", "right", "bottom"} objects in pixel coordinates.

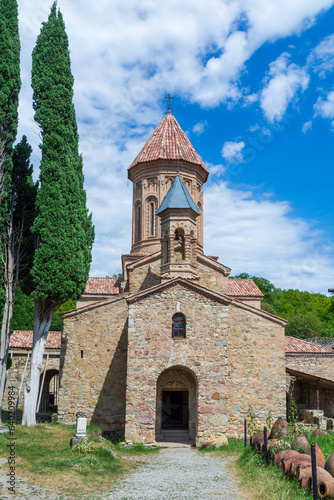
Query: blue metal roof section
[{"left": 156, "top": 175, "right": 201, "bottom": 215}]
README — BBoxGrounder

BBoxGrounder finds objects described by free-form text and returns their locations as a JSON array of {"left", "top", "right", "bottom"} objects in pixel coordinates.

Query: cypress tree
[
  {"left": 22, "top": 3, "right": 94, "bottom": 426},
  {"left": 0, "top": 0, "right": 21, "bottom": 424},
  {"left": 0, "top": 0, "right": 20, "bottom": 200}
]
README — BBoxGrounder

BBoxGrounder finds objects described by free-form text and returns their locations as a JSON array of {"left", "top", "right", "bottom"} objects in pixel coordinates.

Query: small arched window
[
  {"left": 135, "top": 202, "right": 141, "bottom": 242},
  {"left": 172, "top": 314, "right": 186, "bottom": 338},
  {"left": 146, "top": 197, "right": 157, "bottom": 238}
]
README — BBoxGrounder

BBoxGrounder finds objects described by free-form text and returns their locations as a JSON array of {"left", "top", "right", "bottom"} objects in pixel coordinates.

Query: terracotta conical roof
[{"left": 128, "top": 112, "right": 208, "bottom": 174}]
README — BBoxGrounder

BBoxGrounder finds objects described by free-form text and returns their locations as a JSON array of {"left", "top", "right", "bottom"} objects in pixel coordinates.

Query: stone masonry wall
[
  {"left": 125, "top": 282, "right": 286, "bottom": 445},
  {"left": 227, "top": 305, "right": 286, "bottom": 436},
  {"left": 286, "top": 354, "right": 334, "bottom": 382},
  {"left": 58, "top": 297, "right": 128, "bottom": 439},
  {"left": 126, "top": 284, "right": 229, "bottom": 446},
  {"left": 128, "top": 255, "right": 161, "bottom": 294},
  {"left": 197, "top": 259, "right": 229, "bottom": 295}
]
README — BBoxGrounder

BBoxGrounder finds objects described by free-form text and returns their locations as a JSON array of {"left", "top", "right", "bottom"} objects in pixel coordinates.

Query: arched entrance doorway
[
  {"left": 38, "top": 369, "right": 59, "bottom": 413},
  {"left": 155, "top": 366, "right": 197, "bottom": 443}
]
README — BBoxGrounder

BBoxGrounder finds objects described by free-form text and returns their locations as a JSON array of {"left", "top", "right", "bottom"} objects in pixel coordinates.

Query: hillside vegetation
[{"left": 233, "top": 273, "right": 334, "bottom": 339}]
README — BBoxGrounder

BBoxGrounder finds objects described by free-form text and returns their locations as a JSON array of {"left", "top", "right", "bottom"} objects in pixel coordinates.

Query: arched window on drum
[
  {"left": 135, "top": 201, "right": 141, "bottom": 242},
  {"left": 147, "top": 197, "right": 158, "bottom": 238}
]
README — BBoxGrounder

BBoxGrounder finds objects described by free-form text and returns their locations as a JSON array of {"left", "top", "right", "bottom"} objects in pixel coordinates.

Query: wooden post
[
  {"left": 36, "top": 352, "right": 49, "bottom": 413},
  {"left": 16, "top": 351, "right": 31, "bottom": 411},
  {"left": 311, "top": 442, "right": 318, "bottom": 500},
  {"left": 264, "top": 427, "right": 268, "bottom": 465},
  {"left": 316, "top": 381, "right": 320, "bottom": 411},
  {"left": 244, "top": 418, "right": 247, "bottom": 447}
]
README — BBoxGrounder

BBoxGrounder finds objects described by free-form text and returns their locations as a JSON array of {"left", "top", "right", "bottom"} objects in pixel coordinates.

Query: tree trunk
[
  {"left": 0, "top": 208, "right": 24, "bottom": 424},
  {"left": 21, "top": 298, "right": 56, "bottom": 426},
  {"left": 0, "top": 218, "right": 15, "bottom": 424}
]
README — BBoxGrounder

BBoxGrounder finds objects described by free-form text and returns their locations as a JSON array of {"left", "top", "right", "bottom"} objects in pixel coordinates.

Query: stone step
[{"left": 160, "top": 430, "right": 191, "bottom": 442}]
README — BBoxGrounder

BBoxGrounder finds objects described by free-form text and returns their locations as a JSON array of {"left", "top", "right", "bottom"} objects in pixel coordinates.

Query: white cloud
[
  {"left": 204, "top": 181, "right": 334, "bottom": 293},
  {"left": 260, "top": 53, "right": 310, "bottom": 122},
  {"left": 248, "top": 124, "right": 260, "bottom": 132},
  {"left": 14, "top": 0, "right": 334, "bottom": 289},
  {"left": 221, "top": 141, "right": 245, "bottom": 163},
  {"left": 314, "top": 91, "right": 334, "bottom": 118},
  {"left": 192, "top": 121, "right": 207, "bottom": 135},
  {"left": 314, "top": 91, "right": 334, "bottom": 130},
  {"left": 302, "top": 120, "right": 312, "bottom": 133},
  {"left": 308, "top": 34, "right": 334, "bottom": 78}
]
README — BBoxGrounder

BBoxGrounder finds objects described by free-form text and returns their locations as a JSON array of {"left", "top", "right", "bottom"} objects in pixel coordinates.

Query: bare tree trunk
[
  {"left": 0, "top": 298, "right": 9, "bottom": 425},
  {"left": 0, "top": 211, "right": 24, "bottom": 423},
  {"left": 0, "top": 218, "right": 15, "bottom": 424},
  {"left": 21, "top": 298, "right": 56, "bottom": 426}
]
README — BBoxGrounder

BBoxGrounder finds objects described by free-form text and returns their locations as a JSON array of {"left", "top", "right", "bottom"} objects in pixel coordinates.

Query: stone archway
[{"left": 155, "top": 366, "right": 197, "bottom": 442}]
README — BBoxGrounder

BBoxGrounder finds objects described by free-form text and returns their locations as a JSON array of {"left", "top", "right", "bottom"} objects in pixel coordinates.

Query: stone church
[{"left": 57, "top": 109, "right": 288, "bottom": 445}]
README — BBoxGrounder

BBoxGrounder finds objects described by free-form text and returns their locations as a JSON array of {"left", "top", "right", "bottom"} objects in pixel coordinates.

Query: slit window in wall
[
  {"left": 80, "top": 350, "right": 83, "bottom": 359},
  {"left": 135, "top": 202, "right": 141, "bottom": 242},
  {"left": 172, "top": 314, "right": 186, "bottom": 338},
  {"left": 147, "top": 197, "right": 157, "bottom": 237}
]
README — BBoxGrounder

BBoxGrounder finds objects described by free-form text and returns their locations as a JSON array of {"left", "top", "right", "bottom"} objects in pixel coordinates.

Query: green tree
[
  {"left": 0, "top": 0, "right": 21, "bottom": 423},
  {"left": 0, "top": 136, "right": 36, "bottom": 422},
  {"left": 231, "top": 273, "right": 334, "bottom": 337},
  {"left": 0, "top": 0, "right": 20, "bottom": 197},
  {"left": 232, "top": 273, "right": 282, "bottom": 308},
  {"left": 285, "top": 312, "right": 322, "bottom": 339},
  {"left": 22, "top": 3, "right": 94, "bottom": 426}
]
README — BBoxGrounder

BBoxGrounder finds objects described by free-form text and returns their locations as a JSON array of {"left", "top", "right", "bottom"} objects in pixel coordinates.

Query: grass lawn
[
  {"left": 200, "top": 432, "right": 334, "bottom": 500},
  {"left": 0, "top": 423, "right": 158, "bottom": 498}
]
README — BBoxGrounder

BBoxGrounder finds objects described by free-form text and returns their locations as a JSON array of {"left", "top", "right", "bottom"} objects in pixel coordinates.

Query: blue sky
[{"left": 16, "top": 0, "right": 334, "bottom": 294}]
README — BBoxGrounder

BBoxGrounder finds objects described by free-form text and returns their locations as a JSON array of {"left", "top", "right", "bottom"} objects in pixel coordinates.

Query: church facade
[{"left": 57, "top": 110, "right": 287, "bottom": 445}]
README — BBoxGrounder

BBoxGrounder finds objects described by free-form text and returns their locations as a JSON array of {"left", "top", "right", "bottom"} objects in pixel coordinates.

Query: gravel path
[
  {"left": 0, "top": 449, "right": 245, "bottom": 499},
  {"left": 103, "top": 448, "right": 244, "bottom": 500}
]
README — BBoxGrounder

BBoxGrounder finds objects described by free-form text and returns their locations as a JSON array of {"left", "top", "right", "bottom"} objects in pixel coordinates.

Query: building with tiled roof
[
  {"left": 10, "top": 108, "right": 333, "bottom": 434},
  {"left": 128, "top": 111, "right": 208, "bottom": 175},
  {"left": 10, "top": 331, "right": 61, "bottom": 350},
  {"left": 285, "top": 336, "right": 334, "bottom": 354},
  {"left": 54, "top": 108, "right": 293, "bottom": 446}
]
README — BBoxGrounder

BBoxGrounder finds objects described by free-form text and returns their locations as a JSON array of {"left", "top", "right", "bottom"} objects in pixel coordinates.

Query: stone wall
[
  {"left": 227, "top": 304, "right": 286, "bottom": 436},
  {"left": 286, "top": 354, "right": 334, "bottom": 382},
  {"left": 58, "top": 296, "right": 128, "bottom": 439},
  {"left": 306, "top": 338, "right": 334, "bottom": 350},
  {"left": 128, "top": 254, "right": 161, "bottom": 294},
  {"left": 197, "top": 259, "right": 229, "bottom": 295},
  {"left": 125, "top": 281, "right": 286, "bottom": 445}
]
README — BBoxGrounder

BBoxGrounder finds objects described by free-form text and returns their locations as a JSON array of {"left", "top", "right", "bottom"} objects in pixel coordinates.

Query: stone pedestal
[{"left": 70, "top": 411, "right": 88, "bottom": 447}]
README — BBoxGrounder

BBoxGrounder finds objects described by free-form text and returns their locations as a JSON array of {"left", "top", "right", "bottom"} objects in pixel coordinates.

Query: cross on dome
[{"left": 165, "top": 93, "right": 174, "bottom": 114}]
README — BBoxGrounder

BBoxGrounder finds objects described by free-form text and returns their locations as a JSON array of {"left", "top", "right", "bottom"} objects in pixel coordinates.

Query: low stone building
[{"left": 285, "top": 336, "right": 334, "bottom": 427}]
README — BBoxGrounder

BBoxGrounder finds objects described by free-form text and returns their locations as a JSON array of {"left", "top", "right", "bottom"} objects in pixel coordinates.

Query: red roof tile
[
  {"left": 84, "top": 277, "right": 121, "bottom": 295},
  {"left": 10, "top": 331, "right": 61, "bottom": 350},
  {"left": 128, "top": 113, "right": 208, "bottom": 173},
  {"left": 228, "top": 279, "right": 264, "bottom": 297},
  {"left": 285, "top": 336, "right": 334, "bottom": 354},
  {"left": 205, "top": 255, "right": 219, "bottom": 261}
]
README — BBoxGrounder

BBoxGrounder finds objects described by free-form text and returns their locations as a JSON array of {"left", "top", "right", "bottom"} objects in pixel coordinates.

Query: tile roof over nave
[
  {"left": 82, "top": 276, "right": 264, "bottom": 298},
  {"left": 128, "top": 111, "right": 209, "bottom": 178}
]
